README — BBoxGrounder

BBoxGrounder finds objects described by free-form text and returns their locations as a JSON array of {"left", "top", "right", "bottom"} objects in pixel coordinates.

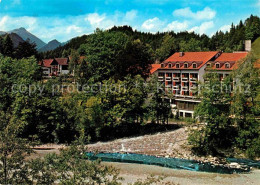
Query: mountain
[
  {"left": 9, "top": 33, "right": 25, "bottom": 48},
  {"left": 0, "top": 31, "right": 6, "bottom": 36},
  {"left": 0, "top": 32, "right": 25, "bottom": 48},
  {"left": 8, "top": 27, "right": 46, "bottom": 49},
  {"left": 39, "top": 39, "right": 62, "bottom": 52}
]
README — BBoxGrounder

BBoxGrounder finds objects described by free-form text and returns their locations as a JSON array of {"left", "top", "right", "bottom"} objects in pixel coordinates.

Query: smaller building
[{"left": 38, "top": 58, "right": 69, "bottom": 77}]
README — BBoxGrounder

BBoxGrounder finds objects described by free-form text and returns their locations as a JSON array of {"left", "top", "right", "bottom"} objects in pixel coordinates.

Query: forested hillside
[
  {"left": 252, "top": 37, "right": 260, "bottom": 58},
  {"left": 42, "top": 15, "right": 260, "bottom": 61}
]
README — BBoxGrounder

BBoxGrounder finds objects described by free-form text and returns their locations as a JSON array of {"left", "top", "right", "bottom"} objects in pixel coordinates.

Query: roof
[
  {"left": 210, "top": 52, "right": 248, "bottom": 71},
  {"left": 161, "top": 51, "right": 220, "bottom": 70},
  {"left": 39, "top": 59, "right": 54, "bottom": 68},
  {"left": 150, "top": 64, "right": 160, "bottom": 74},
  {"left": 214, "top": 52, "right": 248, "bottom": 62},
  {"left": 39, "top": 58, "right": 69, "bottom": 67},
  {"left": 55, "top": 58, "right": 69, "bottom": 65}
]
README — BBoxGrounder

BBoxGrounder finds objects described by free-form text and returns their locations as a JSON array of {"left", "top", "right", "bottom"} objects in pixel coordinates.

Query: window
[
  {"left": 158, "top": 73, "right": 164, "bottom": 76},
  {"left": 225, "top": 63, "right": 230, "bottom": 68},
  {"left": 192, "top": 63, "right": 197, "bottom": 68},
  {"left": 184, "top": 63, "right": 188, "bottom": 68},
  {"left": 161, "top": 64, "right": 164, "bottom": 68},
  {"left": 168, "top": 63, "right": 172, "bottom": 68},
  {"left": 215, "top": 63, "right": 220, "bottom": 68},
  {"left": 176, "top": 63, "right": 180, "bottom": 68},
  {"left": 62, "top": 65, "right": 68, "bottom": 70}
]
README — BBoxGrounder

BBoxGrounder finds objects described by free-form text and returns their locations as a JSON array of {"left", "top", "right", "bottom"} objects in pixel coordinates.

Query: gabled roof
[
  {"left": 161, "top": 51, "right": 220, "bottom": 70},
  {"left": 210, "top": 52, "right": 248, "bottom": 70},
  {"left": 214, "top": 52, "right": 248, "bottom": 62},
  {"left": 39, "top": 58, "right": 69, "bottom": 67},
  {"left": 55, "top": 58, "right": 69, "bottom": 65},
  {"left": 39, "top": 59, "right": 54, "bottom": 68},
  {"left": 150, "top": 64, "right": 161, "bottom": 74}
]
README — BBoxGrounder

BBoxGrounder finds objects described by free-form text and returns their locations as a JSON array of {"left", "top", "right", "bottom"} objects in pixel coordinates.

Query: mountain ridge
[
  {"left": 39, "top": 39, "right": 62, "bottom": 52},
  {"left": 7, "top": 27, "right": 46, "bottom": 49}
]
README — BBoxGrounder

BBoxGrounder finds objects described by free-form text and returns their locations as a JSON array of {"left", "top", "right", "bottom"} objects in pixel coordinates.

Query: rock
[{"left": 230, "top": 162, "right": 241, "bottom": 168}]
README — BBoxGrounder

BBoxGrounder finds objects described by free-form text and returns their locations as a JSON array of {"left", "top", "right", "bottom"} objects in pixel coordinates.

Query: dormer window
[
  {"left": 168, "top": 63, "right": 172, "bottom": 68},
  {"left": 225, "top": 63, "right": 230, "bottom": 68},
  {"left": 176, "top": 63, "right": 180, "bottom": 68},
  {"left": 192, "top": 63, "right": 197, "bottom": 68},
  {"left": 161, "top": 64, "right": 164, "bottom": 68},
  {"left": 215, "top": 63, "right": 220, "bottom": 69},
  {"left": 184, "top": 63, "right": 188, "bottom": 68}
]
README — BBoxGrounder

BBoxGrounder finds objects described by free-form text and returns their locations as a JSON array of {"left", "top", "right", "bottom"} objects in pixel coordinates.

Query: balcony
[
  {"left": 182, "top": 86, "right": 189, "bottom": 91},
  {"left": 190, "top": 77, "right": 198, "bottom": 81},
  {"left": 190, "top": 85, "right": 197, "bottom": 90},
  {"left": 165, "top": 77, "right": 172, "bottom": 81},
  {"left": 173, "top": 77, "right": 180, "bottom": 82},
  {"left": 181, "top": 77, "right": 188, "bottom": 82},
  {"left": 158, "top": 76, "right": 164, "bottom": 81},
  {"left": 173, "top": 86, "right": 179, "bottom": 90}
]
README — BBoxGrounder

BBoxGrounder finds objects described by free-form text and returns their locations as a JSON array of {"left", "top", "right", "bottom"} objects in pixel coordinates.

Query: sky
[{"left": 0, "top": 0, "right": 259, "bottom": 43}]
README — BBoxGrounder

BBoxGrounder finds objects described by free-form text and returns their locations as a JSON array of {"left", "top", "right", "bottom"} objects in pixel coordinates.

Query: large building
[{"left": 151, "top": 51, "right": 248, "bottom": 118}]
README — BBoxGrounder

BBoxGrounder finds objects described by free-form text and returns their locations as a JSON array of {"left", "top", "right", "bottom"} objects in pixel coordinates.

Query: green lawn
[{"left": 252, "top": 37, "right": 260, "bottom": 59}]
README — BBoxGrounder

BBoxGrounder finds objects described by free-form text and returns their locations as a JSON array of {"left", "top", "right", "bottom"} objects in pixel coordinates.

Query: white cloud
[
  {"left": 66, "top": 25, "right": 82, "bottom": 34},
  {"left": 125, "top": 10, "right": 138, "bottom": 21},
  {"left": 173, "top": 7, "right": 216, "bottom": 20},
  {"left": 0, "top": 16, "right": 8, "bottom": 29},
  {"left": 85, "top": 13, "right": 106, "bottom": 27},
  {"left": 189, "top": 21, "right": 214, "bottom": 35},
  {"left": 219, "top": 25, "right": 230, "bottom": 32},
  {"left": 163, "top": 20, "right": 189, "bottom": 32},
  {"left": 141, "top": 17, "right": 164, "bottom": 31}
]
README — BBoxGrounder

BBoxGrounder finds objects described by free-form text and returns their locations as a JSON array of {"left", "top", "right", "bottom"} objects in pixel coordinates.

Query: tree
[
  {"left": 179, "top": 38, "right": 202, "bottom": 52},
  {"left": 147, "top": 75, "right": 171, "bottom": 124},
  {"left": 13, "top": 40, "right": 38, "bottom": 59},
  {"left": 155, "top": 34, "right": 176, "bottom": 61},
  {"left": 0, "top": 111, "right": 33, "bottom": 184},
  {"left": 188, "top": 72, "right": 234, "bottom": 155},
  {"left": 231, "top": 54, "right": 260, "bottom": 158},
  {"left": 3, "top": 35, "right": 14, "bottom": 57}
]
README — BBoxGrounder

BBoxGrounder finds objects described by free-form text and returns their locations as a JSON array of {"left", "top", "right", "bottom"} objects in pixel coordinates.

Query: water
[{"left": 86, "top": 152, "right": 253, "bottom": 174}]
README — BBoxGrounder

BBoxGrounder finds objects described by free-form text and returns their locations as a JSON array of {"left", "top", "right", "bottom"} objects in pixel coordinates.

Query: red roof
[
  {"left": 40, "top": 59, "right": 54, "bottom": 68},
  {"left": 214, "top": 52, "right": 248, "bottom": 62},
  {"left": 161, "top": 51, "right": 220, "bottom": 70},
  {"left": 150, "top": 64, "right": 160, "bottom": 74},
  {"left": 55, "top": 58, "right": 69, "bottom": 65},
  {"left": 210, "top": 52, "right": 248, "bottom": 70},
  {"left": 39, "top": 58, "right": 69, "bottom": 68}
]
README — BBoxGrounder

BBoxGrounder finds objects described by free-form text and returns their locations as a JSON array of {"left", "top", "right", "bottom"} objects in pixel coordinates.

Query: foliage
[
  {"left": 147, "top": 75, "right": 171, "bottom": 124},
  {"left": 188, "top": 72, "right": 234, "bottom": 155},
  {"left": 231, "top": 54, "right": 260, "bottom": 158},
  {"left": 189, "top": 53, "right": 260, "bottom": 159},
  {"left": 155, "top": 34, "right": 176, "bottom": 61},
  {"left": 0, "top": 34, "right": 38, "bottom": 59}
]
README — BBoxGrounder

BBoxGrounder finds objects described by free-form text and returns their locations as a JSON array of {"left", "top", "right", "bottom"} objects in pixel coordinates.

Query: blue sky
[{"left": 0, "top": 0, "right": 259, "bottom": 43}]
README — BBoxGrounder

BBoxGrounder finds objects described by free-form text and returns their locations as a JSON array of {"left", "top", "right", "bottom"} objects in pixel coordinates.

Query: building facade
[{"left": 151, "top": 51, "right": 248, "bottom": 118}]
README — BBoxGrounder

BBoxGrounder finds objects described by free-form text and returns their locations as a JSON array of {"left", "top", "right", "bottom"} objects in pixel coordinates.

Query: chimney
[
  {"left": 245, "top": 40, "right": 251, "bottom": 52},
  {"left": 179, "top": 52, "right": 184, "bottom": 57}
]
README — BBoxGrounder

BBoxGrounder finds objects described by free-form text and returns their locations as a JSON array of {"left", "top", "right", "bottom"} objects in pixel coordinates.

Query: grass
[{"left": 252, "top": 37, "right": 260, "bottom": 59}]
